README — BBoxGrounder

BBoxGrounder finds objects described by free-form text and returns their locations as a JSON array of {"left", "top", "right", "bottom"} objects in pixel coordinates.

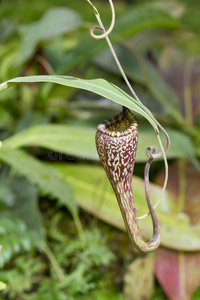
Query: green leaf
[
  {"left": 16, "top": 7, "right": 82, "bottom": 65},
  {"left": 0, "top": 168, "right": 45, "bottom": 241},
  {"left": 0, "top": 75, "right": 158, "bottom": 128},
  {"left": 13, "top": 177, "right": 45, "bottom": 242},
  {"left": 2, "top": 124, "right": 195, "bottom": 162},
  {"left": 3, "top": 124, "right": 97, "bottom": 161},
  {"left": 115, "top": 6, "right": 179, "bottom": 36},
  {"left": 48, "top": 163, "right": 200, "bottom": 251},
  {"left": 0, "top": 148, "right": 77, "bottom": 217},
  {"left": 0, "top": 19, "right": 16, "bottom": 43}
]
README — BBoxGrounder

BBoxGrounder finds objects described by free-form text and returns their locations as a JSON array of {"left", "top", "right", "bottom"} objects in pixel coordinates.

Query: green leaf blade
[
  {"left": 49, "top": 163, "right": 200, "bottom": 252},
  {"left": 2, "top": 124, "right": 194, "bottom": 162},
  {"left": 0, "top": 148, "right": 77, "bottom": 217},
  {"left": 0, "top": 75, "right": 157, "bottom": 128},
  {"left": 115, "top": 6, "right": 179, "bottom": 37},
  {"left": 16, "top": 7, "right": 82, "bottom": 65}
]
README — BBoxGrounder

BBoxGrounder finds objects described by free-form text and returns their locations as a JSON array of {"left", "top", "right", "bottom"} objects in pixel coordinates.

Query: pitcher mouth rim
[{"left": 97, "top": 107, "right": 138, "bottom": 137}]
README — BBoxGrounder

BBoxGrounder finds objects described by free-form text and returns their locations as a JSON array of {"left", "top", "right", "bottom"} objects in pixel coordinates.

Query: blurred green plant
[{"left": 0, "top": 0, "right": 200, "bottom": 299}]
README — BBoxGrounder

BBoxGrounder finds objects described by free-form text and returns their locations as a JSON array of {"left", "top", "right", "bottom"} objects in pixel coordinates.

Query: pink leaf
[{"left": 155, "top": 247, "right": 200, "bottom": 300}]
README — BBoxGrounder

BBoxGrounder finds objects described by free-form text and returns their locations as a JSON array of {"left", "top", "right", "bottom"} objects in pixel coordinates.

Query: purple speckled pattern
[{"left": 96, "top": 107, "right": 161, "bottom": 252}]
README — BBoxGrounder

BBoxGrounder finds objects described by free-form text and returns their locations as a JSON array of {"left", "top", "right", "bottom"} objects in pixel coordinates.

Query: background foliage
[{"left": 0, "top": 0, "right": 200, "bottom": 299}]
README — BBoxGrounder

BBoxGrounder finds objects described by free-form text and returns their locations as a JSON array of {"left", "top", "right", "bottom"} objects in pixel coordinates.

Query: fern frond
[{"left": 0, "top": 217, "right": 34, "bottom": 267}]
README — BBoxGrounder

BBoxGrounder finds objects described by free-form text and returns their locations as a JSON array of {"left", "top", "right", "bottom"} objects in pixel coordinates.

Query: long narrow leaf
[
  {"left": 0, "top": 75, "right": 157, "bottom": 128},
  {"left": 16, "top": 8, "right": 82, "bottom": 65},
  {"left": 48, "top": 163, "right": 200, "bottom": 251},
  {"left": 2, "top": 124, "right": 195, "bottom": 161}
]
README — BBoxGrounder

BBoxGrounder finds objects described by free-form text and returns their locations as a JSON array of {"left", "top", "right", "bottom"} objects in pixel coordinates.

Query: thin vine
[{"left": 84, "top": 0, "right": 170, "bottom": 220}]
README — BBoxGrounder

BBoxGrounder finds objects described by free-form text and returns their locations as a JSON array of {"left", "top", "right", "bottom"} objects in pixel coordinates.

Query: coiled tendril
[{"left": 89, "top": 0, "right": 115, "bottom": 40}]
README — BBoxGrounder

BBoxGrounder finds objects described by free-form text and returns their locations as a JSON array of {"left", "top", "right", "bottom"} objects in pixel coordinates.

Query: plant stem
[
  {"left": 177, "top": 160, "right": 186, "bottom": 214},
  {"left": 73, "top": 212, "right": 86, "bottom": 248},
  {"left": 42, "top": 242, "right": 65, "bottom": 282},
  {"left": 183, "top": 57, "right": 194, "bottom": 126},
  {"left": 83, "top": 0, "right": 98, "bottom": 15},
  {"left": 36, "top": 55, "right": 55, "bottom": 75}
]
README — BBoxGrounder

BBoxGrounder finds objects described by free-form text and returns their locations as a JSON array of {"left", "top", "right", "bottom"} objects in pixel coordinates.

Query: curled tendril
[
  {"left": 137, "top": 146, "right": 158, "bottom": 221},
  {"left": 89, "top": 26, "right": 104, "bottom": 39},
  {"left": 89, "top": 0, "right": 115, "bottom": 40},
  {"left": 86, "top": 0, "right": 170, "bottom": 220},
  {"left": 146, "top": 145, "right": 157, "bottom": 158}
]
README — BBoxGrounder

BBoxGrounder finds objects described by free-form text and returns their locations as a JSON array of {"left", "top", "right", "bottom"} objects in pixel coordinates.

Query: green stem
[
  {"left": 83, "top": 0, "right": 99, "bottom": 15},
  {"left": 183, "top": 58, "right": 194, "bottom": 126},
  {"left": 36, "top": 55, "right": 55, "bottom": 75},
  {"left": 42, "top": 242, "right": 65, "bottom": 282},
  {"left": 73, "top": 212, "right": 86, "bottom": 248},
  {"left": 177, "top": 160, "right": 186, "bottom": 214}
]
